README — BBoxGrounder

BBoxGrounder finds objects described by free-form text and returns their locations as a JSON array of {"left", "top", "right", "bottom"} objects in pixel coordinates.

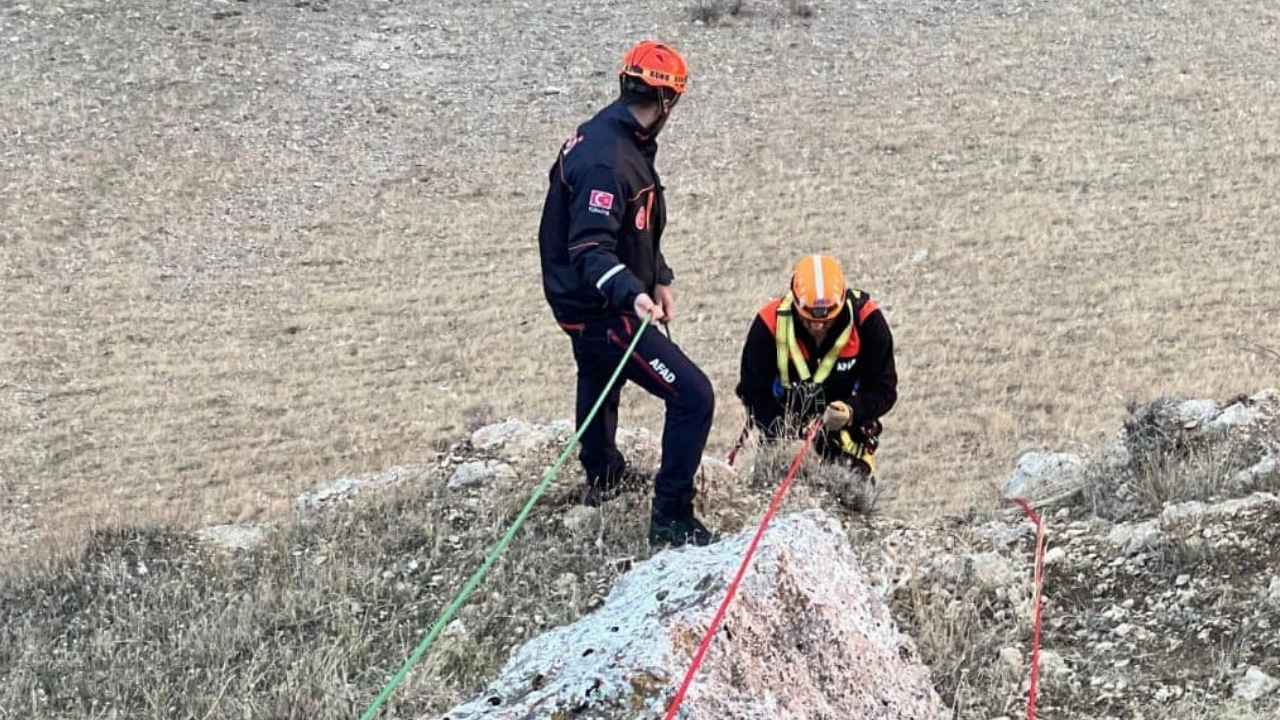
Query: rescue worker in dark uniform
[
  {"left": 537, "top": 41, "right": 716, "bottom": 548},
  {"left": 736, "top": 255, "right": 898, "bottom": 503}
]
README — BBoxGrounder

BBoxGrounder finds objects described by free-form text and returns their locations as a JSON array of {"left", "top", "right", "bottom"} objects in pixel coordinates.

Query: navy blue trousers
[{"left": 563, "top": 314, "right": 714, "bottom": 514}]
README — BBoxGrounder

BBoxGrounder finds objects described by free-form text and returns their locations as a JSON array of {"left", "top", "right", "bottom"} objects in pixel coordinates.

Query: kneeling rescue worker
[
  {"left": 537, "top": 41, "right": 716, "bottom": 548},
  {"left": 736, "top": 255, "right": 898, "bottom": 495}
]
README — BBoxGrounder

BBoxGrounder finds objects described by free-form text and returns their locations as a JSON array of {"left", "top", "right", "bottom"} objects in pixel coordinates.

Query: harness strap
[{"left": 776, "top": 291, "right": 855, "bottom": 389}]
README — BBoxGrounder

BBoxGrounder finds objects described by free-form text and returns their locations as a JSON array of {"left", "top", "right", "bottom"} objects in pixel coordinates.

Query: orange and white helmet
[
  {"left": 790, "top": 255, "right": 848, "bottom": 321},
  {"left": 620, "top": 41, "right": 688, "bottom": 110}
]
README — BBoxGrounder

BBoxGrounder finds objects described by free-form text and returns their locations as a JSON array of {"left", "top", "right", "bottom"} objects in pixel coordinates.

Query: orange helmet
[
  {"left": 620, "top": 41, "right": 688, "bottom": 97},
  {"left": 790, "top": 255, "right": 848, "bottom": 322}
]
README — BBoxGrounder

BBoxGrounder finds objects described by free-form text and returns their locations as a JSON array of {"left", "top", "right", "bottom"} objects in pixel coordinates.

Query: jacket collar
[{"left": 603, "top": 100, "right": 659, "bottom": 156}]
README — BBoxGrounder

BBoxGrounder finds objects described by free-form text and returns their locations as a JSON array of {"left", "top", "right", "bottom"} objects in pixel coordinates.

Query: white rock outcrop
[
  {"left": 1003, "top": 451, "right": 1086, "bottom": 505},
  {"left": 438, "top": 510, "right": 943, "bottom": 719},
  {"left": 1106, "top": 520, "right": 1163, "bottom": 555},
  {"left": 448, "top": 460, "right": 517, "bottom": 490},
  {"left": 470, "top": 419, "right": 572, "bottom": 459},
  {"left": 1160, "top": 492, "right": 1278, "bottom": 526},
  {"left": 1232, "top": 454, "right": 1278, "bottom": 491}
]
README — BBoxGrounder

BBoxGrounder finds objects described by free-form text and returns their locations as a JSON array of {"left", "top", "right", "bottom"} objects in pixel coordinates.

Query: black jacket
[
  {"left": 736, "top": 293, "right": 898, "bottom": 434},
  {"left": 538, "top": 101, "right": 673, "bottom": 325}
]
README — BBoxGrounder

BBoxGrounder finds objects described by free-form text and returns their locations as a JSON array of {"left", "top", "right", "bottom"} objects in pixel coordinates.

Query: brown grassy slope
[{"left": 3, "top": 0, "right": 1278, "bottom": 559}]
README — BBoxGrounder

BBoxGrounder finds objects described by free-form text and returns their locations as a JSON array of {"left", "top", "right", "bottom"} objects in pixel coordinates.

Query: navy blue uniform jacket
[{"left": 538, "top": 101, "right": 674, "bottom": 325}]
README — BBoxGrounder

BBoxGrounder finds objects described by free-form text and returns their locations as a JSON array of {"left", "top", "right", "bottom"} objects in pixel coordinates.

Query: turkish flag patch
[{"left": 588, "top": 190, "right": 615, "bottom": 213}]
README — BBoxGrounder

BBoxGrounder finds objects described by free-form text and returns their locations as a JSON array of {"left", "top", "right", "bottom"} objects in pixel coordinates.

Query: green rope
[{"left": 359, "top": 315, "right": 652, "bottom": 720}]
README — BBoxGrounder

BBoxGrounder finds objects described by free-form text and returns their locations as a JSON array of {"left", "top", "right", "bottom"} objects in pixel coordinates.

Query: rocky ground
[
  {"left": 2, "top": 392, "right": 1277, "bottom": 718},
  {"left": 301, "top": 390, "right": 1280, "bottom": 719}
]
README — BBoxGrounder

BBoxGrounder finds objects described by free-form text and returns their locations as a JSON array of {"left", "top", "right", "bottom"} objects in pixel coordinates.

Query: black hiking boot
[{"left": 648, "top": 512, "right": 717, "bottom": 548}]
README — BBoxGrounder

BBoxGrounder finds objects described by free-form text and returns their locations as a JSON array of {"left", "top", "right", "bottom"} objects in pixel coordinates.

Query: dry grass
[
  {"left": 1081, "top": 396, "right": 1280, "bottom": 518},
  {"left": 3, "top": 0, "right": 1279, "bottom": 565},
  {"left": 0, "top": 423, "right": 859, "bottom": 717}
]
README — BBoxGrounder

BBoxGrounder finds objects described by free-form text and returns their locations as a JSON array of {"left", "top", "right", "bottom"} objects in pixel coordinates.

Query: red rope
[
  {"left": 663, "top": 421, "right": 821, "bottom": 719},
  {"left": 1011, "top": 498, "right": 1047, "bottom": 720}
]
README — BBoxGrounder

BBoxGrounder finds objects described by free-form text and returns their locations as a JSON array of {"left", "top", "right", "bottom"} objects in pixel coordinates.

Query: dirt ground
[{"left": 3, "top": 0, "right": 1278, "bottom": 562}]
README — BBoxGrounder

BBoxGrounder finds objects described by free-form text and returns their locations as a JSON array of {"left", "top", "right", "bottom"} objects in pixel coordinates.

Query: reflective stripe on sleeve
[{"left": 596, "top": 263, "right": 626, "bottom": 290}]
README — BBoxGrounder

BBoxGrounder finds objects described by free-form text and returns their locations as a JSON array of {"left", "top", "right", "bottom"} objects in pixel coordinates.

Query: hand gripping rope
[
  {"left": 358, "top": 315, "right": 653, "bottom": 720},
  {"left": 663, "top": 420, "right": 822, "bottom": 720}
]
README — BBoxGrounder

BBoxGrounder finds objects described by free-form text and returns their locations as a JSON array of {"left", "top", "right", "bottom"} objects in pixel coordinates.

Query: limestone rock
[
  {"left": 1173, "top": 399, "right": 1219, "bottom": 427},
  {"left": 1106, "top": 520, "right": 1163, "bottom": 555},
  {"left": 1231, "top": 454, "right": 1278, "bottom": 491},
  {"left": 1099, "top": 437, "right": 1132, "bottom": 473},
  {"left": 999, "top": 647, "right": 1023, "bottom": 674},
  {"left": 970, "top": 552, "right": 1020, "bottom": 592},
  {"left": 196, "top": 523, "right": 266, "bottom": 551},
  {"left": 1205, "top": 402, "right": 1264, "bottom": 433},
  {"left": 1039, "top": 649, "right": 1072, "bottom": 681},
  {"left": 562, "top": 506, "right": 599, "bottom": 535},
  {"left": 438, "top": 510, "right": 943, "bottom": 719},
  {"left": 1161, "top": 492, "right": 1278, "bottom": 526},
  {"left": 1003, "top": 451, "right": 1085, "bottom": 505},
  {"left": 294, "top": 464, "right": 428, "bottom": 510},
  {"left": 1265, "top": 576, "right": 1280, "bottom": 608},
  {"left": 470, "top": 419, "right": 570, "bottom": 459},
  {"left": 931, "top": 551, "right": 1020, "bottom": 593},
  {"left": 1234, "top": 666, "right": 1279, "bottom": 702},
  {"left": 447, "top": 460, "right": 516, "bottom": 490}
]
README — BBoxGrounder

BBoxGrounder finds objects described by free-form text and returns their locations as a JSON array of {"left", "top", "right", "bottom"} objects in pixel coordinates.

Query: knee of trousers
[{"left": 672, "top": 365, "right": 714, "bottom": 421}]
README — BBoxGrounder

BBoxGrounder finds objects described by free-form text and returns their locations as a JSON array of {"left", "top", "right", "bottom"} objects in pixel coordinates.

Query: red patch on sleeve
[{"left": 588, "top": 190, "right": 615, "bottom": 212}]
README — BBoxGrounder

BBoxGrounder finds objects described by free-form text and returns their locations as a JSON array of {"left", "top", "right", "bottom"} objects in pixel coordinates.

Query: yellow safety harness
[
  {"left": 774, "top": 290, "right": 855, "bottom": 390},
  {"left": 774, "top": 290, "right": 876, "bottom": 472}
]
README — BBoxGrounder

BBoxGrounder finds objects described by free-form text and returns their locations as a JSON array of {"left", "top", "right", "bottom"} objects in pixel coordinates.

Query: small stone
[
  {"left": 554, "top": 572, "right": 578, "bottom": 596},
  {"left": 1114, "top": 623, "right": 1134, "bottom": 637},
  {"left": 998, "top": 647, "right": 1022, "bottom": 674},
  {"left": 1266, "top": 576, "right": 1280, "bottom": 607},
  {"left": 971, "top": 552, "right": 1019, "bottom": 591},
  {"left": 1232, "top": 455, "right": 1277, "bottom": 490},
  {"left": 1234, "top": 666, "right": 1279, "bottom": 702},
  {"left": 1039, "top": 650, "right": 1070, "bottom": 680},
  {"left": 448, "top": 460, "right": 516, "bottom": 490},
  {"left": 1044, "top": 547, "right": 1067, "bottom": 565},
  {"left": 443, "top": 619, "right": 468, "bottom": 639},
  {"left": 1106, "top": 520, "right": 1163, "bottom": 555},
  {"left": 1175, "top": 574, "right": 1190, "bottom": 587},
  {"left": 378, "top": 62, "right": 391, "bottom": 70},
  {"left": 197, "top": 523, "right": 267, "bottom": 551},
  {"left": 563, "top": 506, "right": 598, "bottom": 534}
]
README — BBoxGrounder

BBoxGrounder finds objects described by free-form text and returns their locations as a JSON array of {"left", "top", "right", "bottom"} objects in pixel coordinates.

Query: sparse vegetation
[
  {"left": 688, "top": 0, "right": 745, "bottom": 25},
  {"left": 6, "top": 0, "right": 1280, "bottom": 565},
  {"left": 1082, "top": 396, "right": 1279, "bottom": 519},
  {"left": 786, "top": 0, "right": 815, "bottom": 18},
  {"left": 0, "top": 465, "right": 659, "bottom": 718},
  {"left": 894, "top": 565, "right": 1025, "bottom": 715},
  {"left": 5, "top": 0, "right": 1280, "bottom": 716}
]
